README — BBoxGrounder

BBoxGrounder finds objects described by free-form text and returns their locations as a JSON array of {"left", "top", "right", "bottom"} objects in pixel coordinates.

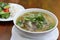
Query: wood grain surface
[{"left": 0, "top": 0, "right": 60, "bottom": 40}]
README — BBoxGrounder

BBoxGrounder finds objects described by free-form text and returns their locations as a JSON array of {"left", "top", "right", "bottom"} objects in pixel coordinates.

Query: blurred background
[
  {"left": 1, "top": 0, "right": 59, "bottom": 23},
  {"left": 0, "top": 0, "right": 60, "bottom": 40}
]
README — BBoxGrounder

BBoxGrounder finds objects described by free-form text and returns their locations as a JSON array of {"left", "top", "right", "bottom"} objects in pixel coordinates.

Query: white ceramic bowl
[{"left": 13, "top": 8, "right": 58, "bottom": 34}]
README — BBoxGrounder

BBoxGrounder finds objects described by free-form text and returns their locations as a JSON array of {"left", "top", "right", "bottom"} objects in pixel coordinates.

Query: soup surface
[{"left": 16, "top": 12, "right": 55, "bottom": 32}]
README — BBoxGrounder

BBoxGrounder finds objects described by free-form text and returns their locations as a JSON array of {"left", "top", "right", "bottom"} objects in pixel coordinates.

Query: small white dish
[
  {"left": 0, "top": 3, "right": 25, "bottom": 21},
  {"left": 10, "top": 25, "right": 59, "bottom": 40}
]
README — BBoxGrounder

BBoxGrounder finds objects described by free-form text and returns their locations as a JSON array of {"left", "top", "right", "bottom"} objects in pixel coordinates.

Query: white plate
[
  {"left": 10, "top": 25, "right": 59, "bottom": 40},
  {"left": 0, "top": 3, "right": 25, "bottom": 21}
]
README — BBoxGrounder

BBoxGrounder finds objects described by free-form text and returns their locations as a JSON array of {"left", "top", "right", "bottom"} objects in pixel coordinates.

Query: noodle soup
[{"left": 16, "top": 12, "right": 55, "bottom": 32}]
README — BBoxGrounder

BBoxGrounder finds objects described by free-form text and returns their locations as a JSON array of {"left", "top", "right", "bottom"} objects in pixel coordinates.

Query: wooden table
[{"left": 0, "top": 0, "right": 60, "bottom": 40}]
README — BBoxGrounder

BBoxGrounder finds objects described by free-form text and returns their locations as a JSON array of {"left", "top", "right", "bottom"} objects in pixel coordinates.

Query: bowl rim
[{"left": 13, "top": 8, "right": 58, "bottom": 34}]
